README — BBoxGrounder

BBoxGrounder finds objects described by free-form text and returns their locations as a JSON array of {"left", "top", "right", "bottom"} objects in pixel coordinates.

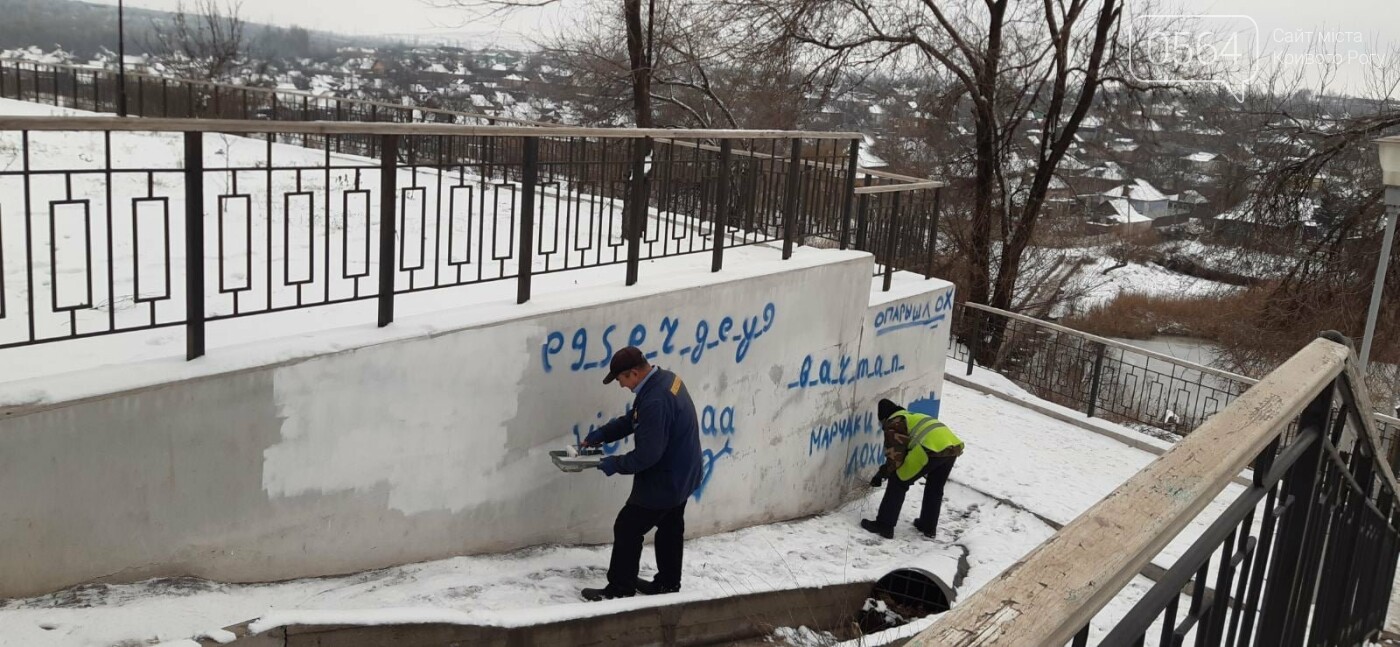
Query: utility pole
[{"left": 1360, "top": 187, "right": 1398, "bottom": 375}]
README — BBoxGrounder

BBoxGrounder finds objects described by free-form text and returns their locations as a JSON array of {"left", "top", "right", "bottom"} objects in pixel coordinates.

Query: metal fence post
[
  {"left": 840, "top": 139, "right": 859, "bottom": 250},
  {"left": 183, "top": 132, "right": 205, "bottom": 360},
  {"left": 518, "top": 137, "right": 539, "bottom": 304},
  {"left": 926, "top": 187, "right": 942, "bottom": 279},
  {"left": 377, "top": 134, "right": 399, "bottom": 327},
  {"left": 782, "top": 138, "right": 803, "bottom": 260},
  {"left": 711, "top": 139, "right": 732, "bottom": 272},
  {"left": 625, "top": 136, "right": 650, "bottom": 286},
  {"left": 966, "top": 308, "right": 979, "bottom": 376},
  {"left": 1087, "top": 341, "right": 1107, "bottom": 418},
  {"left": 882, "top": 191, "right": 900, "bottom": 292},
  {"left": 1256, "top": 384, "right": 1334, "bottom": 646}
]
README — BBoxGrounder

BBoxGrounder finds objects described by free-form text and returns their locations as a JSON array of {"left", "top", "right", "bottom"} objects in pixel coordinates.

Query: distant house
[
  {"left": 1168, "top": 190, "right": 1209, "bottom": 216},
  {"left": 1087, "top": 198, "right": 1153, "bottom": 233},
  {"left": 1211, "top": 200, "right": 1321, "bottom": 242},
  {"left": 1181, "top": 151, "right": 1226, "bottom": 175},
  {"left": 1092, "top": 178, "right": 1170, "bottom": 217},
  {"left": 1077, "top": 178, "right": 1178, "bottom": 233}
]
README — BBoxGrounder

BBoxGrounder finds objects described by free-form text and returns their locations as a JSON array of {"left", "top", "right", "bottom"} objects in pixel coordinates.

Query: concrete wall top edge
[{"left": 0, "top": 250, "right": 875, "bottom": 420}]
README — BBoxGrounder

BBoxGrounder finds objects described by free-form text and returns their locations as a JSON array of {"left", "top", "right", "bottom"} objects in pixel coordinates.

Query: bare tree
[
  {"left": 537, "top": 0, "right": 838, "bottom": 129},
  {"left": 149, "top": 0, "right": 246, "bottom": 81},
  {"left": 1210, "top": 39, "right": 1400, "bottom": 395},
  {"left": 431, "top": 0, "right": 656, "bottom": 127},
  {"left": 739, "top": 0, "right": 1200, "bottom": 357}
]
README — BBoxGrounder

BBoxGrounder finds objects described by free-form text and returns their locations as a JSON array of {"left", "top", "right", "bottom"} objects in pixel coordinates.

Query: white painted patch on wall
[{"left": 261, "top": 320, "right": 540, "bottom": 515}]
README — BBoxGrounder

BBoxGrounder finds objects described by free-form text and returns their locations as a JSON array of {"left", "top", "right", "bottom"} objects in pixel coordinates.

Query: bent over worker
[
  {"left": 579, "top": 346, "right": 703, "bottom": 602},
  {"left": 861, "top": 398, "right": 964, "bottom": 540}
]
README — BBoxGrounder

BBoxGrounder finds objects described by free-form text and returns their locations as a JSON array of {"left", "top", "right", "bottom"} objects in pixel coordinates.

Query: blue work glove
[
  {"left": 598, "top": 456, "right": 619, "bottom": 476},
  {"left": 583, "top": 429, "right": 605, "bottom": 447}
]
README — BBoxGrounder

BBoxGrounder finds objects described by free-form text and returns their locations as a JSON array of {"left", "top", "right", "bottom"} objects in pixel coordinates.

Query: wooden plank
[
  {"left": 0, "top": 115, "right": 864, "bottom": 140},
  {"left": 912, "top": 338, "right": 1349, "bottom": 647}
]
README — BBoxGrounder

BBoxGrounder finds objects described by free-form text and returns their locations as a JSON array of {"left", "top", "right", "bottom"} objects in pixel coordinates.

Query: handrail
[
  {"left": 0, "top": 56, "right": 545, "bottom": 126},
  {"left": 0, "top": 58, "right": 946, "bottom": 192},
  {"left": 0, "top": 115, "right": 865, "bottom": 140},
  {"left": 915, "top": 338, "right": 1357, "bottom": 646}
]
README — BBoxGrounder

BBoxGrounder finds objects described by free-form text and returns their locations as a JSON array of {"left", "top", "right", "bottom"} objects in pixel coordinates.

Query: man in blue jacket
[{"left": 580, "top": 346, "right": 704, "bottom": 602}]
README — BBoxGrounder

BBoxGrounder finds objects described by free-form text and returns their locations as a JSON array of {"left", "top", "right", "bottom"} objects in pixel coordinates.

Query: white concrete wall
[{"left": 0, "top": 255, "right": 953, "bottom": 598}]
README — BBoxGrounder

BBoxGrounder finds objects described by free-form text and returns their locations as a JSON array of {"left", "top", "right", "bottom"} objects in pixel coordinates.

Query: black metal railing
[
  {"left": 0, "top": 59, "right": 947, "bottom": 282},
  {"left": 949, "top": 302, "right": 1400, "bottom": 461},
  {"left": 949, "top": 302, "right": 1256, "bottom": 437},
  {"left": 0, "top": 117, "right": 940, "bottom": 360},
  {"left": 0, "top": 58, "right": 534, "bottom": 127},
  {"left": 918, "top": 333, "right": 1400, "bottom": 646},
  {"left": 1086, "top": 338, "right": 1397, "bottom": 646}
]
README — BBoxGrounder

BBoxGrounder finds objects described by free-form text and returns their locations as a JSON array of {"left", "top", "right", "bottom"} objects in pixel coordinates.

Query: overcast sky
[{"left": 85, "top": 0, "right": 1397, "bottom": 96}]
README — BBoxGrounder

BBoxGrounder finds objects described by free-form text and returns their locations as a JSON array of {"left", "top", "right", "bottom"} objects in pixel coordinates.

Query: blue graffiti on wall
[
  {"left": 908, "top": 391, "right": 943, "bottom": 419},
  {"left": 808, "top": 412, "right": 877, "bottom": 455},
  {"left": 701, "top": 405, "right": 737, "bottom": 437},
  {"left": 786, "top": 353, "right": 906, "bottom": 390},
  {"left": 692, "top": 439, "right": 734, "bottom": 502},
  {"left": 844, "top": 442, "right": 885, "bottom": 477},
  {"left": 570, "top": 406, "right": 634, "bottom": 456},
  {"left": 873, "top": 291, "right": 954, "bottom": 337},
  {"left": 541, "top": 303, "right": 777, "bottom": 374},
  {"left": 572, "top": 404, "right": 736, "bottom": 453},
  {"left": 571, "top": 403, "right": 738, "bottom": 502}
]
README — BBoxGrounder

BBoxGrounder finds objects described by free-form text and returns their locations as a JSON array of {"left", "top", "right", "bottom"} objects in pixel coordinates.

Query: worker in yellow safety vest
[{"left": 860, "top": 398, "right": 964, "bottom": 540}]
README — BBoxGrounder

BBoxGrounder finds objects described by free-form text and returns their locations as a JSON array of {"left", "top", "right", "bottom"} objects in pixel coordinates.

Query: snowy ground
[
  {"left": 0, "top": 369, "right": 1248, "bottom": 647},
  {"left": 1059, "top": 250, "right": 1241, "bottom": 314}
]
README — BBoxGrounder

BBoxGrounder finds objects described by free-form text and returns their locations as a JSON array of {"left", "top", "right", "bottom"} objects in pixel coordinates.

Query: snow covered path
[{"left": 0, "top": 370, "right": 1219, "bottom": 647}]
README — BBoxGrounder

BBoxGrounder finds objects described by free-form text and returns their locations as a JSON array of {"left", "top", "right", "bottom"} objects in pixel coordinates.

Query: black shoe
[
  {"left": 913, "top": 519, "right": 936, "bottom": 538},
  {"left": 636, "top": 578, "right": 680, "bottom": 595},
  {"left": 860, "top": 519, "right": 894, "bottom": 539},
  {"left": 581, "top": 586, "right": 635, "bottom": 602}
]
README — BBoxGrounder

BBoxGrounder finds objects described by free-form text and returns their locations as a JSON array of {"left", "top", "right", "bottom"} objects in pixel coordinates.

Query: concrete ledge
[{"left": 214, "top": 582, "right": 873, "bottom": 646}]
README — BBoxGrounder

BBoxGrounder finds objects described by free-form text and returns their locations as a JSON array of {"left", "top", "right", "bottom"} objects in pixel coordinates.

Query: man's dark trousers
[
  {"left": 608, "top": 501, "right": 687, "bottom": 592},
  {"left": 875, "top": 456, "right": 957, "bottom": 531}
]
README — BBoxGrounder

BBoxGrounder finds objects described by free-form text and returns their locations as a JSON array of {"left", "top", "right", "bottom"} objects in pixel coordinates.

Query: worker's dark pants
[
  {"left": 607, "top": 501, "right": 687, "bottom": 592},
  {"left": 875, "top": 456, "right": 958, "bottom": 532}
]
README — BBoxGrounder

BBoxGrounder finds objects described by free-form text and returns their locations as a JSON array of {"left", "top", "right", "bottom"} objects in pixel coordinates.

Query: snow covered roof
[
  {"left": 1130, "top": 178, "right": 1168, "bottom": 202},
  {"left": 1083, "top": 162, "right": 1128, "bottom": 181},
  {"left": 1103, "top": 178, "right": 1168, "bottom": 203},
  {"left": 859, "top": 134, "right": 887, "bottom": 168},
  {"left": 1184, "top": 152, "right": 1219, "bottom": 163},
  {"left": 1171, "top": 190, "right": 1209, "bottom": 205},
  {"left": 1103, "top": 198, "right": 1152, "bottom": 223},
  {"left": 868, "top": 104, "right": 885, "bottom": 115}
]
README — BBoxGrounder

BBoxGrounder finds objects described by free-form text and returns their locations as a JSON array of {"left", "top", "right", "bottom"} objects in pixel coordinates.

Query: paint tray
[{"left": 550, "top": 446, "right": 604, "bottom": 472}]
